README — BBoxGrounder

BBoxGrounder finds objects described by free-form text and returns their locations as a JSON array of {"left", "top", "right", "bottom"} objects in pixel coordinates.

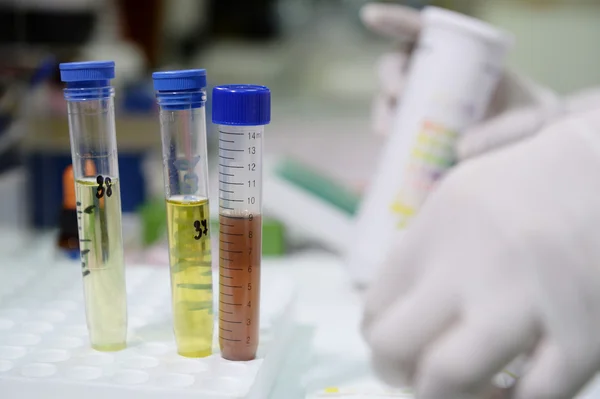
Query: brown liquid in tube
[{"left": 219, "top": 214, "right": 261, "bottom": 361}]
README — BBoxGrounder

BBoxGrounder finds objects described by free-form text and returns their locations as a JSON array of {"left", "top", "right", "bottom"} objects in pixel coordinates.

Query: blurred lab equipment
[
  {"left": 207, "top": 0, "right": 280, "bottom": 40},
  {"left": 213, "top": 84, "right": 271, "bottom": 361},
  {"left": 60, "top": 60, "right": 127, "bottom": 352},
  {"left": 362, "top": 3, "right": 569, "bottom": 145},
  {"left": 56, "top": 165, "right": 80, "bottom": 259},
  {"left": 0, "top": 0, "right": 97, "bottom": 47},
  {"left": 477, "top": 0, "right": 600, "bottom": 95},
  {"left": 23, "top": 116, "right": 154, "bottom": 237},
  {"left": 348, "top": 6, "right": 512, "bottom": 287},
  {"left": 57, "top": 161, "right": 100, "bottom": 259},
  {"left": 0, "top": 56, "right": 55, "bottom": 226},
  {"left": 0, "top": 56, "right": 55, "bottom": 158},
  {"left": 160, "top": 0, "right": 209, "bottom": 64},
  {"left": 363, "top": 107, "right": 600, "bottom": 399},
  {"left": 0, "top": 0, "right": 142, "bottom": 87},
  {"left": 0, "top": 0, "right": 153, "bottom": 235},
  {"left": 153, "top": 69, "right": 213, "bottom": 358},
  {"left": 264, "top": 158, "right": 357, "bottom": 254}
]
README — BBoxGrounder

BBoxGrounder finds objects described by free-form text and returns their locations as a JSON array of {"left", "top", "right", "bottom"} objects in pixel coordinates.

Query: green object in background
[
  {"left": 139, "top": 198, "right": 167, "bottom": 247},
  {"left": 211, "top": 218, "right": 286, "bottom": 256},
  {"left": 140, "top": 197, "right": 286, "bottom": 255},
  {"left": 262, "top": 218, "right": 286, "bottom": 256},
  {"left": 275, "top": 158, "right": 360, "bottom": 216}
]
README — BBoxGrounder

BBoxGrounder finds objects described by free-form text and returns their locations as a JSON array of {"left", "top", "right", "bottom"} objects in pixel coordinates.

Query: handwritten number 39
[{"left": 96, "top": 175, "right": 113, "bottom": 199}]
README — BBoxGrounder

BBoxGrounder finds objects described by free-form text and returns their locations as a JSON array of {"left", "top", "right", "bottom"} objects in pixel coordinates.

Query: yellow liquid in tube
[
  {"left": 76, "top": 177, "right": 127, "bottom": 351},
  {"left": 166, "top": 196, "right": 213, "bottom": 357}
]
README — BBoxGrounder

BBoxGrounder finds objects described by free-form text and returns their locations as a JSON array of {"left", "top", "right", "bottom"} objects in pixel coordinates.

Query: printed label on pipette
[{"left": 390, "top": 120, "right": 457, "bottom": 228}]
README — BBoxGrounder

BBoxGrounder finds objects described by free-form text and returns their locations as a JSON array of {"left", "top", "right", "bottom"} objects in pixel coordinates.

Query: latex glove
[
  {"left": 458, "top": 88, "right": 600, "bottom": 160},
  {"left": 362, "top": 109, "right": 600, "bottom": 399},
  {"left": 361, "top": 3, "right": 558, "bottom": 138}
]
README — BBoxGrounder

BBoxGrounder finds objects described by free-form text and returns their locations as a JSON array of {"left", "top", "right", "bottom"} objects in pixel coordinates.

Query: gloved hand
[
  {"left": 361, "top": 2, "right": 558, "bottom": 139},
  {"left": 457, "top": 87, "right": 600, "bottom": 160},
  {"left": 362, "top": 109, "right": 600, "bottom": 399},
  {"left": 362, "top": 2, "right": 600, "bottom": 160},
  {"left": 362, "top": 2, "right": 600, "bottom": 164}
]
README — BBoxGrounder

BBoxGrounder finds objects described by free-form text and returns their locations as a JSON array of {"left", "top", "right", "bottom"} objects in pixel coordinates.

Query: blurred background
[{"left": 0, "top": 0, "right": 599, "bottom": 260}]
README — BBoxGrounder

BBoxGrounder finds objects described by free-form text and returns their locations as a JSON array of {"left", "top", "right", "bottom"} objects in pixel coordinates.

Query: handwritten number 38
[{"left": 96, "top": 175, "right": 113, "bottom": 199}]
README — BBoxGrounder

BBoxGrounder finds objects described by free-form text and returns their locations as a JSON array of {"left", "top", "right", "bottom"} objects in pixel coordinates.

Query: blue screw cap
[
  {"left": 59, "top": 61, "right": 115, "bottom": 82},
  {"left": 152, "top": 69, "right": 207, "bottom": 92},
  {"left": 212, "top": 85, "right": 271, "bottom": 126}
]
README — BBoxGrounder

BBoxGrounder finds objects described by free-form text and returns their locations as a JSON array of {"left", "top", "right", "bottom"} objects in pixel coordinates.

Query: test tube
[
  {"left": 348, "top": 7, "right": 513, "bottom": 286},
  {"left": 60, "top": 61, "right": 127, "bottom": 351},
  {"left": 213, "top": 85, "right": 271, "bottom": 361},
  {"left": 153, "top": 69, "right": 213, "bottom": 358}
]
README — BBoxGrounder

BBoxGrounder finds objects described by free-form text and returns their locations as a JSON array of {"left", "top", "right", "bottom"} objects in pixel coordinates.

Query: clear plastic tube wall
[
  {"left": 61, "top": 61, "right": 127, "bottom": 351},
  {"left": 213, "top": 84, "right": 271, "bottom": 361},
  {"left": 154, "top": 70, "right": 213, "bottom": 358}
]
